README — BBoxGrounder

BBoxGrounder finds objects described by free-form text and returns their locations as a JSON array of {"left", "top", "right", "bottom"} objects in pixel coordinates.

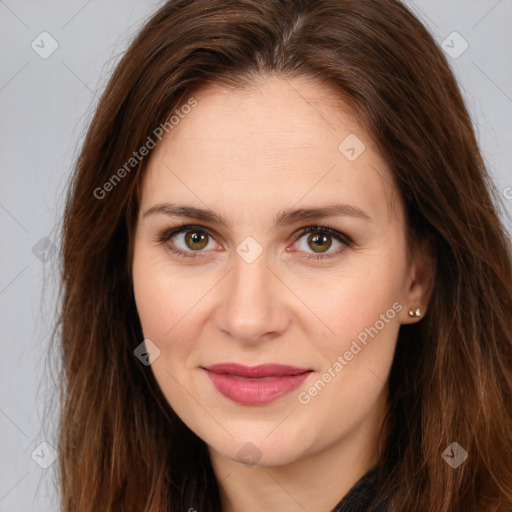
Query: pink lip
[{"left": 201, "top": 363, "right": 313, "bottom": 405}]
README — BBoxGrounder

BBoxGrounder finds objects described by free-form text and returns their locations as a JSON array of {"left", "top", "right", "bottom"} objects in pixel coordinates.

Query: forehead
[{"left": 139, "top": 76, "right": 401, "bottom": 226}]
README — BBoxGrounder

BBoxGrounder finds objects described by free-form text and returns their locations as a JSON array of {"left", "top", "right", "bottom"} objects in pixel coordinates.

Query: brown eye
[
  {"left": 183, "top": 231, "right": 209, "bottom": 250},
  {"left": 157, "top": 224, "right": 351, "bottom": 261},
  {"left": 159, "top": 226, "right": 218, "bottom": 257},
  {"left": 292, "top": 226, "right": 352, "bottom": 260},
  {"left": 307, "top": 233, "right": 333, "bottom": 253}
]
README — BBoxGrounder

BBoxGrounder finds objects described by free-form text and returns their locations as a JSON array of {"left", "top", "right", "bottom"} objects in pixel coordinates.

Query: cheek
[
  {"left": 132, "top": 250, "right": 202, "bottom": 400},
  {"left": 297, "top": 248, "right": 407, "bottom": 354},
  {"left": 295, "top": 263, "right": 403, "bottom": 430},
  {"left": 131, "top": 244, "right": 223, "bottom": 401},
  {"left": 132, "top": 246, "right": 203, "bottom": 342}
]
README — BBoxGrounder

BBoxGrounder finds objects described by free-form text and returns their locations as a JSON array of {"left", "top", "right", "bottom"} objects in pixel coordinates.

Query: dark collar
[{"left": 331, "top": 466, "right": 389, "bottom": 512}]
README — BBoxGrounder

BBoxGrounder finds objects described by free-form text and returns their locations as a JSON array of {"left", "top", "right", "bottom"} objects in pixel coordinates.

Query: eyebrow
[{"left": 143, "top": 202, "right": 371, "bottom": 228}]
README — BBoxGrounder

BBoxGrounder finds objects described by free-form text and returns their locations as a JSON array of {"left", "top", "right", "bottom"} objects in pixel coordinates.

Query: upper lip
[{"left": 202, "top": 363, "right": 312, "bottom": 378}]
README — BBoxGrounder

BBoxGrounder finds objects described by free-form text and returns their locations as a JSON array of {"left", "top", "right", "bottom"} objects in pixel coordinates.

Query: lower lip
[{"left": 203, "top": 369, "right": 311, "bottom": 405}]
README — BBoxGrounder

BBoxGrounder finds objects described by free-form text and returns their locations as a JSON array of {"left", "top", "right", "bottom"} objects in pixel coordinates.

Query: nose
[{"left": 214, "top": 253, "right": 291, "bottom": 344}]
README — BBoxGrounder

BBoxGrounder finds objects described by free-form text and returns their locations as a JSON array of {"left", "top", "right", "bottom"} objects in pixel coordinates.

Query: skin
[{"left": 131, "top": 75, "right": 434, "bottom": 512}]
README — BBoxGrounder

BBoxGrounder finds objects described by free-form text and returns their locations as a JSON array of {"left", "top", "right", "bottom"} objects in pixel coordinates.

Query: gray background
[{"left": 0, "top": 1, "right": 511, "bottom": 510}]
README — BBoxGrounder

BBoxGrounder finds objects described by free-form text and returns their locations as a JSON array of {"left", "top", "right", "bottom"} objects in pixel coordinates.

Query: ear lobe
[{"left": 400, "top": 236, "right": 436, "bottom": 325}]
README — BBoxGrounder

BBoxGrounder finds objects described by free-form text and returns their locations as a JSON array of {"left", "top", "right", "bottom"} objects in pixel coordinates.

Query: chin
[{"left": 206, "top": 428, "right": 313, "bottom": 468}]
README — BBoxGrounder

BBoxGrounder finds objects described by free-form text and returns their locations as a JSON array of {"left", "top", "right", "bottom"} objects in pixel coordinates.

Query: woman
[{"left": 55, "top": 0, "right": 512, "bottom": 510}]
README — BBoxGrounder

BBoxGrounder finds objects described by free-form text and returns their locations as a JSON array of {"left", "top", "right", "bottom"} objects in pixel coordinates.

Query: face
[{"left": 131, "top": 76, "right": 430, "bottom": 468}]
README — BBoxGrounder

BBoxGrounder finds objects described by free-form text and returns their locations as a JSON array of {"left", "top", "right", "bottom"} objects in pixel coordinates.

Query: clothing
[{"left": 331, "top": 466, "right": 389, "bottom": 512}]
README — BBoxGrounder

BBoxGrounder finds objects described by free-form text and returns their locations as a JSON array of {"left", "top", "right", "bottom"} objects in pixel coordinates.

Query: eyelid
[
  {"left": 154, "top": 223, "right": 352, "bottom": 259},
  {"left": 155, "top": 224, "right": 219, "bottom": 246}
]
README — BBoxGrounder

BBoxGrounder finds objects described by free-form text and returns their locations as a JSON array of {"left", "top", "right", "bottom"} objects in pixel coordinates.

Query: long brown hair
[{"left": 53, "top": 0, "right": 512, "bottom": 510}]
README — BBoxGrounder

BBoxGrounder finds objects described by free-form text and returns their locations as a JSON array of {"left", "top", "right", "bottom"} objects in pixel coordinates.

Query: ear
[{"left": 400, "top": 236, "right": 436, "bottom": 325}]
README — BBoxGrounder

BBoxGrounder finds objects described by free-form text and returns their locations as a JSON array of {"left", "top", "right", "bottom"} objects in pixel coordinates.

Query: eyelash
[{"left": 153, "top": 223, "right": 353, "bottom": 261}]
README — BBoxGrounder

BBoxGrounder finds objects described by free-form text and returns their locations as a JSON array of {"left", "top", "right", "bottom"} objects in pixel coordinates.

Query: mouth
[{"left": 201, "top": 363, "right": 313, "bottom": 405}]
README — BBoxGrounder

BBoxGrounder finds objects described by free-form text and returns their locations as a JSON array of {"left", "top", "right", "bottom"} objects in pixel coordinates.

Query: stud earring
[{"left": 408, "top": 308, "right": 421, "bottom": 318}]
